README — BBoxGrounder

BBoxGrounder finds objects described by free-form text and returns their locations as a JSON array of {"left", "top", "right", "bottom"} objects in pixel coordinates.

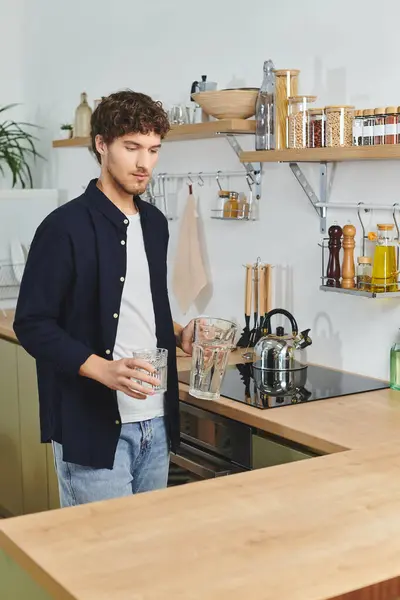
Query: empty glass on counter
[{"left": 189, "top": 317, "right": 237, "bottom": 400}]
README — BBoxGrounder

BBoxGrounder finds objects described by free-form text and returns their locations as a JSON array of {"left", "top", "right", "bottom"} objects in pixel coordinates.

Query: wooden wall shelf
[
  {"left": 52, "top": 119, "right": 256, "bottom": 148},
  {"left": 240, "top": 145, "right": 400, "bottom": 163}
]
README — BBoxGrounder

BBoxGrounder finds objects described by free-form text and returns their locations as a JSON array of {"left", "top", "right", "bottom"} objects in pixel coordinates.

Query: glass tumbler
[
  {"left": 131, "top": 348, "right": 168, "bottom": 394},
  {"left": 189, "top": 317, "right": 237, "bottom": 401}
]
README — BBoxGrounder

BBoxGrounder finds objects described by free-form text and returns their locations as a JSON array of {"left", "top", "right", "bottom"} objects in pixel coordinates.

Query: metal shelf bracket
[
  {"left": 226, "top": 135, "right": 262, "bottom": 200},
  {"left": 289, "top": 162, "right": 328, "bottom": 234}
]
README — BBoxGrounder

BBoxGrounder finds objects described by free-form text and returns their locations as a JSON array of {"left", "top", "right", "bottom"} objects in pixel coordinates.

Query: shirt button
[
  {"left": 115, "top": 420, "right": 120, "bottom": 425},
  {"left": 121, "top": 240, "right": 126, "bottom": 246},
  {"left": 105, "top": 349, "right": 111, "bottom": 355},
  {"left": 120, "top": 277, "right": 125, "bottom": 282},
  {"left": 123, "top": 219, "right": 129, "bottom": 225},
  {"left": 113, "top": 313, "right": 118, "bottom": 319}
]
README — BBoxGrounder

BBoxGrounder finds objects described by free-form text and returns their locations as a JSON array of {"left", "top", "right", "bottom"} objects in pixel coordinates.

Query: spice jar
[
  {"left": 215, "top": 190, "right": 229, "bottom": 218},
  {"left": 352, "top": 110, "right": 364, "bottom": 146},
  {"left": 223, "top": 191, "right": 239, "bottom": 219},
  {"left": 274, "top": 69, "right": 300, "bottom": 149},
  {"left": 362, "top": 109, "right": 375, "bottom": 146},
  {"left": 356, "top": 257, "right": 372, "bottom": 291},
  {"left": 385, "top": 107, "right": 398, "bottom": 145},
  {"left": 397, "top": 106, "right": 400, "bottom": 144},
  {"left": 288, "top": 95, "right": 316, "bottom": 149},
  {"left": 374, "top": 108, "right": 385, "bottom": 145},
  {"left": 325, "top": 105, "right": 354, "bottom": 147},
  {"left": 308, "top": 108, "right": 325, "bottom": 148}
]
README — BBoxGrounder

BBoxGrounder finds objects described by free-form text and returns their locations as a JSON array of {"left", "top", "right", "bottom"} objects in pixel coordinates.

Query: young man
[{"left": 14, "top": 90, "right": 194, "bottom": 507}]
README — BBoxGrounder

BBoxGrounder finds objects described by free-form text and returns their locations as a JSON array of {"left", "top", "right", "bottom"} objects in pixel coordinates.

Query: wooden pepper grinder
[
  {"left": 326, "top": 224, "right": 343, "bottom": 287},
  {"left": 342, "top": 224, "right": 357, "bottom": 289}
]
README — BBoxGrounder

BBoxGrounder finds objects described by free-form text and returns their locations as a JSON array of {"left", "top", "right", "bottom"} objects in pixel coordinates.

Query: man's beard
[{"left": 110, "top": 170, "right": 149, "bottom": 196}]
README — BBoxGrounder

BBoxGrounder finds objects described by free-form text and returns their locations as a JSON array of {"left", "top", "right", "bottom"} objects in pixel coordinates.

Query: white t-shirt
[{"left": 113, "top": 212, "right": 165, "bottom": 422}]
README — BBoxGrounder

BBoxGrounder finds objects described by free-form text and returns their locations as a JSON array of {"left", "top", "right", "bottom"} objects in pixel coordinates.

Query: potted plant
[
  {"left": 60, "top": 124, "right": 73, "bottom": 140},
  {"left": 0, "top": 104, "right": 43, "bottom": 188}
]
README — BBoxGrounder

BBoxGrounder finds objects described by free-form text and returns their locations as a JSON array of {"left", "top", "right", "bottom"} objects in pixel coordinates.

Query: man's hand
[
  {"left": 79, "top": 355, "right": 160, "bottom": 399},
  {"left": 179, "top": 320, "right": 195, "bottom": 356}
]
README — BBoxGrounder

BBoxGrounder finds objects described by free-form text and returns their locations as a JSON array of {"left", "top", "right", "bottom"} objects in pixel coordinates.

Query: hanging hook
[
  {"left": 216, "top": 170, "right": 222, "bottom": 191},
  {"left": 197, "top": 172, "right": 204, "bottom": 187},
  {"left": 246, "top": 173, "right": 254, "bottom": 191},
  {"left": 393, "top": 203, "right": 400, "bottom": 242},
  {"left": 357, "top": 202, "right": 368, "bottom": 257},
  {"left": 187, "top": 172, "right": 193, "bottom": 185}
]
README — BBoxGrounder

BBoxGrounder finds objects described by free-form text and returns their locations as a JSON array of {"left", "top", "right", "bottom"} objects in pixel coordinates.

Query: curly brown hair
[{"left": 91, "top": 90, "right": 170, "bottom": 163}]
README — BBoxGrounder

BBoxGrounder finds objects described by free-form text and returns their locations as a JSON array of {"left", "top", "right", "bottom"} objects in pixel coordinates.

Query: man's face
[{"left": 96, "top": 131, "right": 161, "bottom": 196}]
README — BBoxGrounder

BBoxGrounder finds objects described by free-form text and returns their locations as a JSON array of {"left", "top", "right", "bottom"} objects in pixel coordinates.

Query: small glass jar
[
  {"left": 397, "top": 106, "right": 400, "bottom": 144},
  {"left": 223, "top": 191, "right": 239, "bottom": 219},
  {"left": 385, "top": 107, "right": 398, "bottom": 145},
  {"left": 274, "top": 69, "right": 300, "bottom": 149},
  {"left": 356, "top": 257, "right": 372, "bottom": 291},
  {"left": 325, "top": 105, "right": 354, "bottom": 147},
  {"left": 308, "top": 108, "right": 325, "bottom": 148},
  {"left": 287, "top": 95, "right": 316, "bottom": 149},
  {"left": 374, "top": 108, "right": 386, "bottom": 145},
  {"left": 362, "top": 109, "right": 375, "bottom": 145},
  {"left": 216, "top": 190, "right": 229, "bottom": 218},
  {"left": 352, "top": 109, "right": 364, "bottom": 146}
]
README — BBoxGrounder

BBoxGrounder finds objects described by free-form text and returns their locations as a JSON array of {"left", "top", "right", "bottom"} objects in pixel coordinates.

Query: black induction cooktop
[{"left": 178, "top": 363, "right": 389, "bottom": 409}]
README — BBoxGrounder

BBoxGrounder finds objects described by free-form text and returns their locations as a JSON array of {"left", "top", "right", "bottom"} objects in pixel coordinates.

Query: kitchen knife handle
[{"left": 245, "top": 264, "right": 252, "bottom": 317}]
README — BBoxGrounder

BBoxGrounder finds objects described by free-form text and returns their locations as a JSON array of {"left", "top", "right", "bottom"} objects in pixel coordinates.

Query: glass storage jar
[
  {"left": 215, "top": 190, "right": 230, "bottom": 219},
  {"left": 352, "top": 109, "right": 364, "bottom": 146},
  {"left": 223, "top": 191, "right": 239, "bottom": 219},
  {"left": 274, "top": 69, "right": 300, "bottom": 149},
  {"left": 374, "top": 108, "right": 385, "bottom": 145},
  {"left": 308, "top": 108, "right": 325, "bottom": 148},
  {"left": 385, "top": 107, "right": 398, "bottom": 145},
  {"left": 356, "top": 257, "right": 372, "bottom": 291},
  {"left": 325, "top": 105, "right": 354, "bottom": 147},
  {"left": 363, "top": 109, "right": 375, "bottom": 145},
  {"left": 288, "top": 95, "right": 316, "bottom": 149}
]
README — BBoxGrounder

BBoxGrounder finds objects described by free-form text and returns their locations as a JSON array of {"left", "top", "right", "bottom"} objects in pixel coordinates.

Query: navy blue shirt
[{"left": 14, "top": 179, "right": 179, "bottom": 469}]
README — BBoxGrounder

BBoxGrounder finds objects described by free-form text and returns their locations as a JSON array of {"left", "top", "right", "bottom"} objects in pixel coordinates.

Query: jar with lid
[
  {"left": 288, "top": 95, "right": 316, "bottom": 149},
  {"left": 385, "top": 107, "right": 398, "bottom": 144},
  {"left": 215, "top": 190, "right": 229, "bottom": 218},
  {"left": 223, "top": 191, "right": 239, "bottom": 219},
  {"left": 362, "top": 109, "right": 375, "bottom": 146},
  {"left": 397, "top": 106, "right": 400, "bottom": 143},
  {"left": 273, "top": 69, "right": 300, "bottom": 149},
  {"left": 325, "top": 105, "right": 354, "bottom": 147},
  {"left": 368, "top": 224, "right": 398, "bottom": 292},
  {"left": 308, "top": 108, "right": 325, "bottom": 148},
  {"left": 374, "top": 108, "right": 385, "bottom": 145},
  {"left": 352, "top": 110, "right": 364, "bottom": 146},
  {"left": 356, "top": 257, "right": 372, "bottom": 291}
]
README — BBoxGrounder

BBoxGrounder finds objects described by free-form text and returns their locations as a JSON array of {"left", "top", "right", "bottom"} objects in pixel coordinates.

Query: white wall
[{"left": 15, "top": 0, "right": 400, "bottom": 379}]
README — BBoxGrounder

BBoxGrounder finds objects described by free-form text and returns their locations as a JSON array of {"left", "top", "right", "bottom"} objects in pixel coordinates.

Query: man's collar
[{"left": 84, "top": 179, "right": 148, "bottom": 228}]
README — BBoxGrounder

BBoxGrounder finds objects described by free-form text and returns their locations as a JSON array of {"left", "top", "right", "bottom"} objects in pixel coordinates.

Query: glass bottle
[
  {"left": 223, "top": 192, "right": 239, "bottom": 219},
  {"left": 356, "top": 256, "right": 372, "bottom": 290},
  {"left": 369, "top": 224, "right": 398, "bottom": 292},
  {"left": 374, "top": 108, "right": 385, "bottom": 145},
  {"left": 255, "top": 60, "right": 276, "bottom": 151},
  {"left": 352, "top": 110, "right": 364, "bottom": 146},
  {"left": 390, "top": 333, "right": 400, "bottom": 391},
  {"left": 74, "top": 92, "right": 93, "bottom": 138},
  {"left": 362, "top": 109, "right": 375, "bottom": 146}
]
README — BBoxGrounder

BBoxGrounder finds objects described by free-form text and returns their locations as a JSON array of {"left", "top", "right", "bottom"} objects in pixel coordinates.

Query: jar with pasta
[
  {"left": 288, "top": 95, "right": 316, "bottom": 149},
  {"left": 274, "top": 69, "right": 300, "bottom": 149},
  {"left": 325, "top": 105, "right": 354, "bottom": 147}
]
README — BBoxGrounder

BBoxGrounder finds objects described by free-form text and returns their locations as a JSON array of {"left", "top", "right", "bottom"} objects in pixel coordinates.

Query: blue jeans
[{"left": 52, "top": 417, "right": 169, "bottom": 508}]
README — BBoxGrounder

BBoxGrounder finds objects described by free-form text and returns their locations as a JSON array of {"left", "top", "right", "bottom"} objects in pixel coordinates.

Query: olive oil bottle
[{"left": 390, "top": 333, "right": 400, "bottom": 390}]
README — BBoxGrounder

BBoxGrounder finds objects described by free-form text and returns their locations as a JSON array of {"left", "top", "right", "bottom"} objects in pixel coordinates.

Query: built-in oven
[
  {"left": 169, "top": 402, "right": 252, "bottom": 484},
  {"left": 168, "top": 401, "right": 319, "bottom": 486}
]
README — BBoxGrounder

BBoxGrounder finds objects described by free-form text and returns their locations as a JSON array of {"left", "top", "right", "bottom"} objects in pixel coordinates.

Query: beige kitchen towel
[{"left": 173, "top": 188, "right": 209, "bottom": 314}]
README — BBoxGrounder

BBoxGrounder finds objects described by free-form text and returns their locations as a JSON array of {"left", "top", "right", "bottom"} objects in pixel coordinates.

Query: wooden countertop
[{"left": 3, "top": 440, "right": 400, "bottom": 600}]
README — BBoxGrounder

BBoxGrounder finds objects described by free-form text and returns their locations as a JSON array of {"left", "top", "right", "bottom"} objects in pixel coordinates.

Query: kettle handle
[
  {"left": 191, "top": 81, "right": 199, "bottom": 98},
  {"left": 265, "top": 309, "right": 298, "bottom": 336}
]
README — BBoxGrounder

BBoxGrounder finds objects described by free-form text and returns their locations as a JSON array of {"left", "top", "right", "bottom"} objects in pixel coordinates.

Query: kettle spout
[{"left": 294, "top": 329, "right": 312, "bottom": 350}]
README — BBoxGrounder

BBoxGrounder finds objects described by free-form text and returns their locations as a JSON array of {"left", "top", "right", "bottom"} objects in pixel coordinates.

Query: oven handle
[{"left": 171, "top": 443, "right": 245, "bottom": 479}]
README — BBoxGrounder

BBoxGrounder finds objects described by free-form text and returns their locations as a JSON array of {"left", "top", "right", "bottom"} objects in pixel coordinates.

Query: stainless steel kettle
[{"left": 253, "top": 309, "right": 312, "bottom": 371}]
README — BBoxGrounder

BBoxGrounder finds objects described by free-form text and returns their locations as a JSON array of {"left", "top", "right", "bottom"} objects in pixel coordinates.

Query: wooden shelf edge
[
  {"left": 52, "top": 119, "right": 256, "bottom": 148},
  {"left": 241, "top": 145, "right": 400, "bottom": 163}
]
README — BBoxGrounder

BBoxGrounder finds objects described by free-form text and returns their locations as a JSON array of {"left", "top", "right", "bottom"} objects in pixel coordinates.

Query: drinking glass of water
[
  {"left": 131, "top": 348, "right": 168, "bottom": 393},
  {"left": 189, "top": 318, "right": 237, "bottom": 400}
]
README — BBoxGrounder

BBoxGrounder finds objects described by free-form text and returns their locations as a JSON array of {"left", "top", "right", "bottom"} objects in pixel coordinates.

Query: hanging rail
[{"left": 154, "top": 170, "right": 253, "bottom": 180}]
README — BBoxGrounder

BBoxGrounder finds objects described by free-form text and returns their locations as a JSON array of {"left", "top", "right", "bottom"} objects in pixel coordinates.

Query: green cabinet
[{"left": 0, "top": 338, "right": 59, "bottom": 517}]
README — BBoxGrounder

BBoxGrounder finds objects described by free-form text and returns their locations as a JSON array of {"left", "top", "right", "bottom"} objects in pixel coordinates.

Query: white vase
[{"left": 59, "top": 129, "right": 72, "bottom": 140}]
